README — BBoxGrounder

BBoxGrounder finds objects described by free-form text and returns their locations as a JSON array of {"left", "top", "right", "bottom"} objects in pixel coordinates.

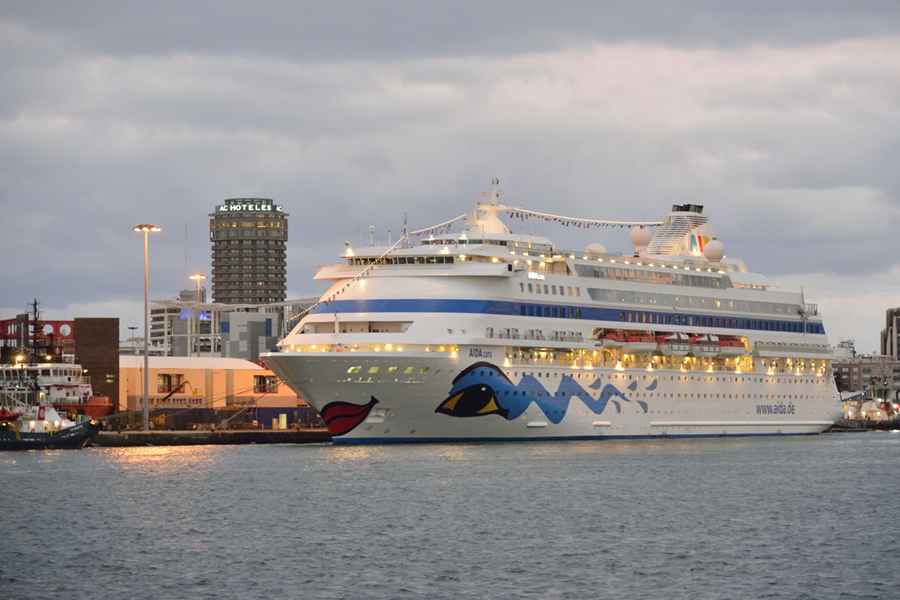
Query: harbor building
[
  {"left": 880, "top": 307, "right": 900, "bottom": 358},
  {"left": 118, "top": 355, "right": 321, "bottom": 429},
  {"left": 145, "top": 296, "right": 317, "bottom": 360},
  {"left": 209, "top": 198, "right": 289, "bottom": 304},
  {"left": 149, "top": 288, "right": 209, "bottom": 356},
  {"left": 833, "top": 351, "right": 900, "bottom": 399}
]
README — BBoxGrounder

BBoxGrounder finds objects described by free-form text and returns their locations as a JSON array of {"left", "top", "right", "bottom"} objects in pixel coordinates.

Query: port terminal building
[{"left": 119, "top": 355, "right": 320, "bottom": 429}]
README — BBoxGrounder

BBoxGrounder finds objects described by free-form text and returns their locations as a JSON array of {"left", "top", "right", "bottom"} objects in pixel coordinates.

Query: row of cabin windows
[
  {"left": 574, "top": 264, "right": 728, "bottom": 289},
  {"left": 620, "top": 311, "right": 823, "bottom": 333},
  {"left": 520, "top": 282, "right": 581, "bottom": 296},
  {"left": 519, "top": 305, "right": 583, "bottom": 319},
  {"left": 510, "top": 303, "right": 822, "bottom": 333}
]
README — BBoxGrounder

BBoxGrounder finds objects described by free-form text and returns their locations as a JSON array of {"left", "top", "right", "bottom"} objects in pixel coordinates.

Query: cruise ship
[{"left": 263, "top": 183, "right": 843, "bottom": 443}]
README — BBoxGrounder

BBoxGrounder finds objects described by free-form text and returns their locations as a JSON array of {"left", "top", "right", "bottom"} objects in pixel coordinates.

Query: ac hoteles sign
[{"left": 216, "top": 199, "right": 284, "bottom": 213}]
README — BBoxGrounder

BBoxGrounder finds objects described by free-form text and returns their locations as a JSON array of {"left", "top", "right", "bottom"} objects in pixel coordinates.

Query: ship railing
[
  {"left": 505, "top": 357, "right": 819, "bottom": 375},
  {"left": 485, "top": 333, "right": 585, "bottom": 343},
  {"left": 529, "top": 248, "right": 739, "bottom": 274},
  {"left": 754, "top": 342, "right": 830, "bottom": 354}
]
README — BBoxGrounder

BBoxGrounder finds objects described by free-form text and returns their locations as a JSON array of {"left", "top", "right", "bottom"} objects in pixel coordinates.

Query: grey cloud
[{"left": 2, "top": 1, "right": 900, "bottom": 62}]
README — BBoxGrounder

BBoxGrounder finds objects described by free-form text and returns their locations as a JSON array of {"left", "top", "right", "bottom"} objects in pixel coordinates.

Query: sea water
[{"left": 1, "top": 434, "right": 898, "bottom": 599}]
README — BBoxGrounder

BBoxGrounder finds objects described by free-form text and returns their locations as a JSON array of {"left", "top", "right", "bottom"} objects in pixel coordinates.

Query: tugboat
[
  {"left": 0, "top": 300, "right": 103, "bottom": 449},
  {"left": 0, "top": 397, "right": 99, "bottom": 450},
  {"left": 1, "top": 300, "right": 113, "bottom": 420}
]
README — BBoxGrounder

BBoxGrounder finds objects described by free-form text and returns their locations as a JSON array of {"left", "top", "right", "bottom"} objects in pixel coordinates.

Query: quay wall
[{"left": 93, "top": 429, "right": 331, "bottom": 447}]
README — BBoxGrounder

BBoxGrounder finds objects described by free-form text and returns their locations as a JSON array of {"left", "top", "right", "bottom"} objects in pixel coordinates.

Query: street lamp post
[
  {"left": 134, "top": 224, "right": 161, "bottom": 431},
  {"left": 189, "top": 273, "right": 206, "bottom": 357}
]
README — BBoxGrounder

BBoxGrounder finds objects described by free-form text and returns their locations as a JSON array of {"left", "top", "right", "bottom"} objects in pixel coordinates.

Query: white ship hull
[{"left": 265, "top": 348, "right": 841, "bottom": 443}]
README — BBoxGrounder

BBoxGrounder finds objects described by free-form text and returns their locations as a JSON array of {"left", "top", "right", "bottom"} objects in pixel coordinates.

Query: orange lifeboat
[
  {"left": 622, "top": 334, "right": 658, "bottom": 354},
  {"left": 656, "top": 332, "right": 691, "bottom": 356},
  {"left": 0, "top": 408, "right": 22, "bottom": 421},
  {"left": 718, "top": 338, "right": 747, "bottom": 357},
  {"left": 689, "top": 334, "right": 720, "bottom": 357},
  {"left": 598, "top": 329, "right": 625, "bottom": 349}
]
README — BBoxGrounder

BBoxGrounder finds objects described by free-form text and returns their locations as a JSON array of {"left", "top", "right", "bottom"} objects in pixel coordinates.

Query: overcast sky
[{"left": 2, "top": 1, "right": 899, "bottom": 353}]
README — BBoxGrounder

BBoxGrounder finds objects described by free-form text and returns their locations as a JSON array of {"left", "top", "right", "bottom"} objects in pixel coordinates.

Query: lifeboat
[
  {"left": 718, "top": 338, "right": 747, "bottom": 357},
  {"left": 0, "top": 408, "right": 22, "bottom": 421},
  {"left": 689, "top": 334, "right": 720, "bottom": 357},
  {"left": 597, "top": 329, "right": 626, "bottom": 348},
  {"left": 656, "top": 332, "right": 691, "bottom": 356},
  {"left": 51, "top": 396, "right": 114, "bottom": 420},
  {"left": 622, "top": 334, "right": 658, "bottom": 354}
]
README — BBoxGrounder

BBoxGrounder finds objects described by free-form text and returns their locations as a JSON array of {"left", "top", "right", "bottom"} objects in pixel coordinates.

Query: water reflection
[{"left": 96, "top": 445, "right": 225, "bottom": 472}]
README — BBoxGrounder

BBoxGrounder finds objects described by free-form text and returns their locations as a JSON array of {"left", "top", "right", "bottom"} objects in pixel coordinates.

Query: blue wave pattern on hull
[{"left": 438, "top": 362, "right": 649, "bottom": 425}]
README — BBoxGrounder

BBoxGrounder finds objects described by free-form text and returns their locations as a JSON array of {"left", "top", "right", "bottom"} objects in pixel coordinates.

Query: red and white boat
[
  {"left": 718, "top": 337, "right": 747, "bottom": 357},
  {"left": 595, "top": 329, "right": 626, "bottom": 349},
  {"left": 689, "top": 334, "right": 720, "bottom": 357},
  {"left": 1, "top": 357, "right": 114, "bottom": 420},
  {"left": 622, "top": 334, "right": 658, "bottom": 354},
  {"left": 656, "top": 332, "right": 691, "bottom": 356}
]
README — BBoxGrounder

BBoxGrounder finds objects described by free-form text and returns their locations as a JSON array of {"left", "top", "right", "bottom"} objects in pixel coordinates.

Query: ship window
[
  {"left": 528, "top": 283, "right": 533, "bottom": 292},
  {"left": 567, "top": 287, "right": 573, "bottom": 296},
  {"left": 419, "top": 367, "right": 429, "bottom": 374},
  {"left": 536, "top": 285, "right": 541, "bottom": 294},
  {"left": 368, "top": 366, "right": 380, "bottom": 373},
  {"left": 387, "top": 367, "right": 398, "bottom": 373},
  {"left": 404, "top": 367, "right": 415, "bottom": 373},
  {"left": 575, "top": 287, "right": 580, "bottom": 296},
  {"left": 544, "top": 285, "right": 549, "bottom": 294},
  {"left": 347, "top": 366, "right": 361, "bottom": 373},
  {"left": 552, "top": 286, "right": 557, "bottom": 295}
]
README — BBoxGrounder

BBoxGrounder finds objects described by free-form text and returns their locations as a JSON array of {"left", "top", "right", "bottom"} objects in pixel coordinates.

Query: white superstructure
[{"left": 263, "top": 184, "right": 842, "bottom": 443}]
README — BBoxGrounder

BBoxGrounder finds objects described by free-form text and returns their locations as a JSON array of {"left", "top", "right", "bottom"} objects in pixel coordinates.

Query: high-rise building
[
  {"left": 880, "top": 308, "right": 900, "bottom": 358},
  {"left": 209, "top": 198, "right": 289, "bottom": 304}
]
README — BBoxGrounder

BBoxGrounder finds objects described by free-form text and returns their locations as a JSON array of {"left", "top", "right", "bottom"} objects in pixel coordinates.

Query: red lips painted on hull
[{"left": 320, "top": 397, "right": 379, "bottom": 436}]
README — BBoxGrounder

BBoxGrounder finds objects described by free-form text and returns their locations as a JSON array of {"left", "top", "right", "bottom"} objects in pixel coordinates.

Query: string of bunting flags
[{"left": 499, "top": 206, "right": 662, "bottom": 229}]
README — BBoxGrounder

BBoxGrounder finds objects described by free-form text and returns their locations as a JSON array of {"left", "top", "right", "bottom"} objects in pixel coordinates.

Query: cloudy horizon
[{"left": 2, "top": 1, "right": 899, "bottom": 353}]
